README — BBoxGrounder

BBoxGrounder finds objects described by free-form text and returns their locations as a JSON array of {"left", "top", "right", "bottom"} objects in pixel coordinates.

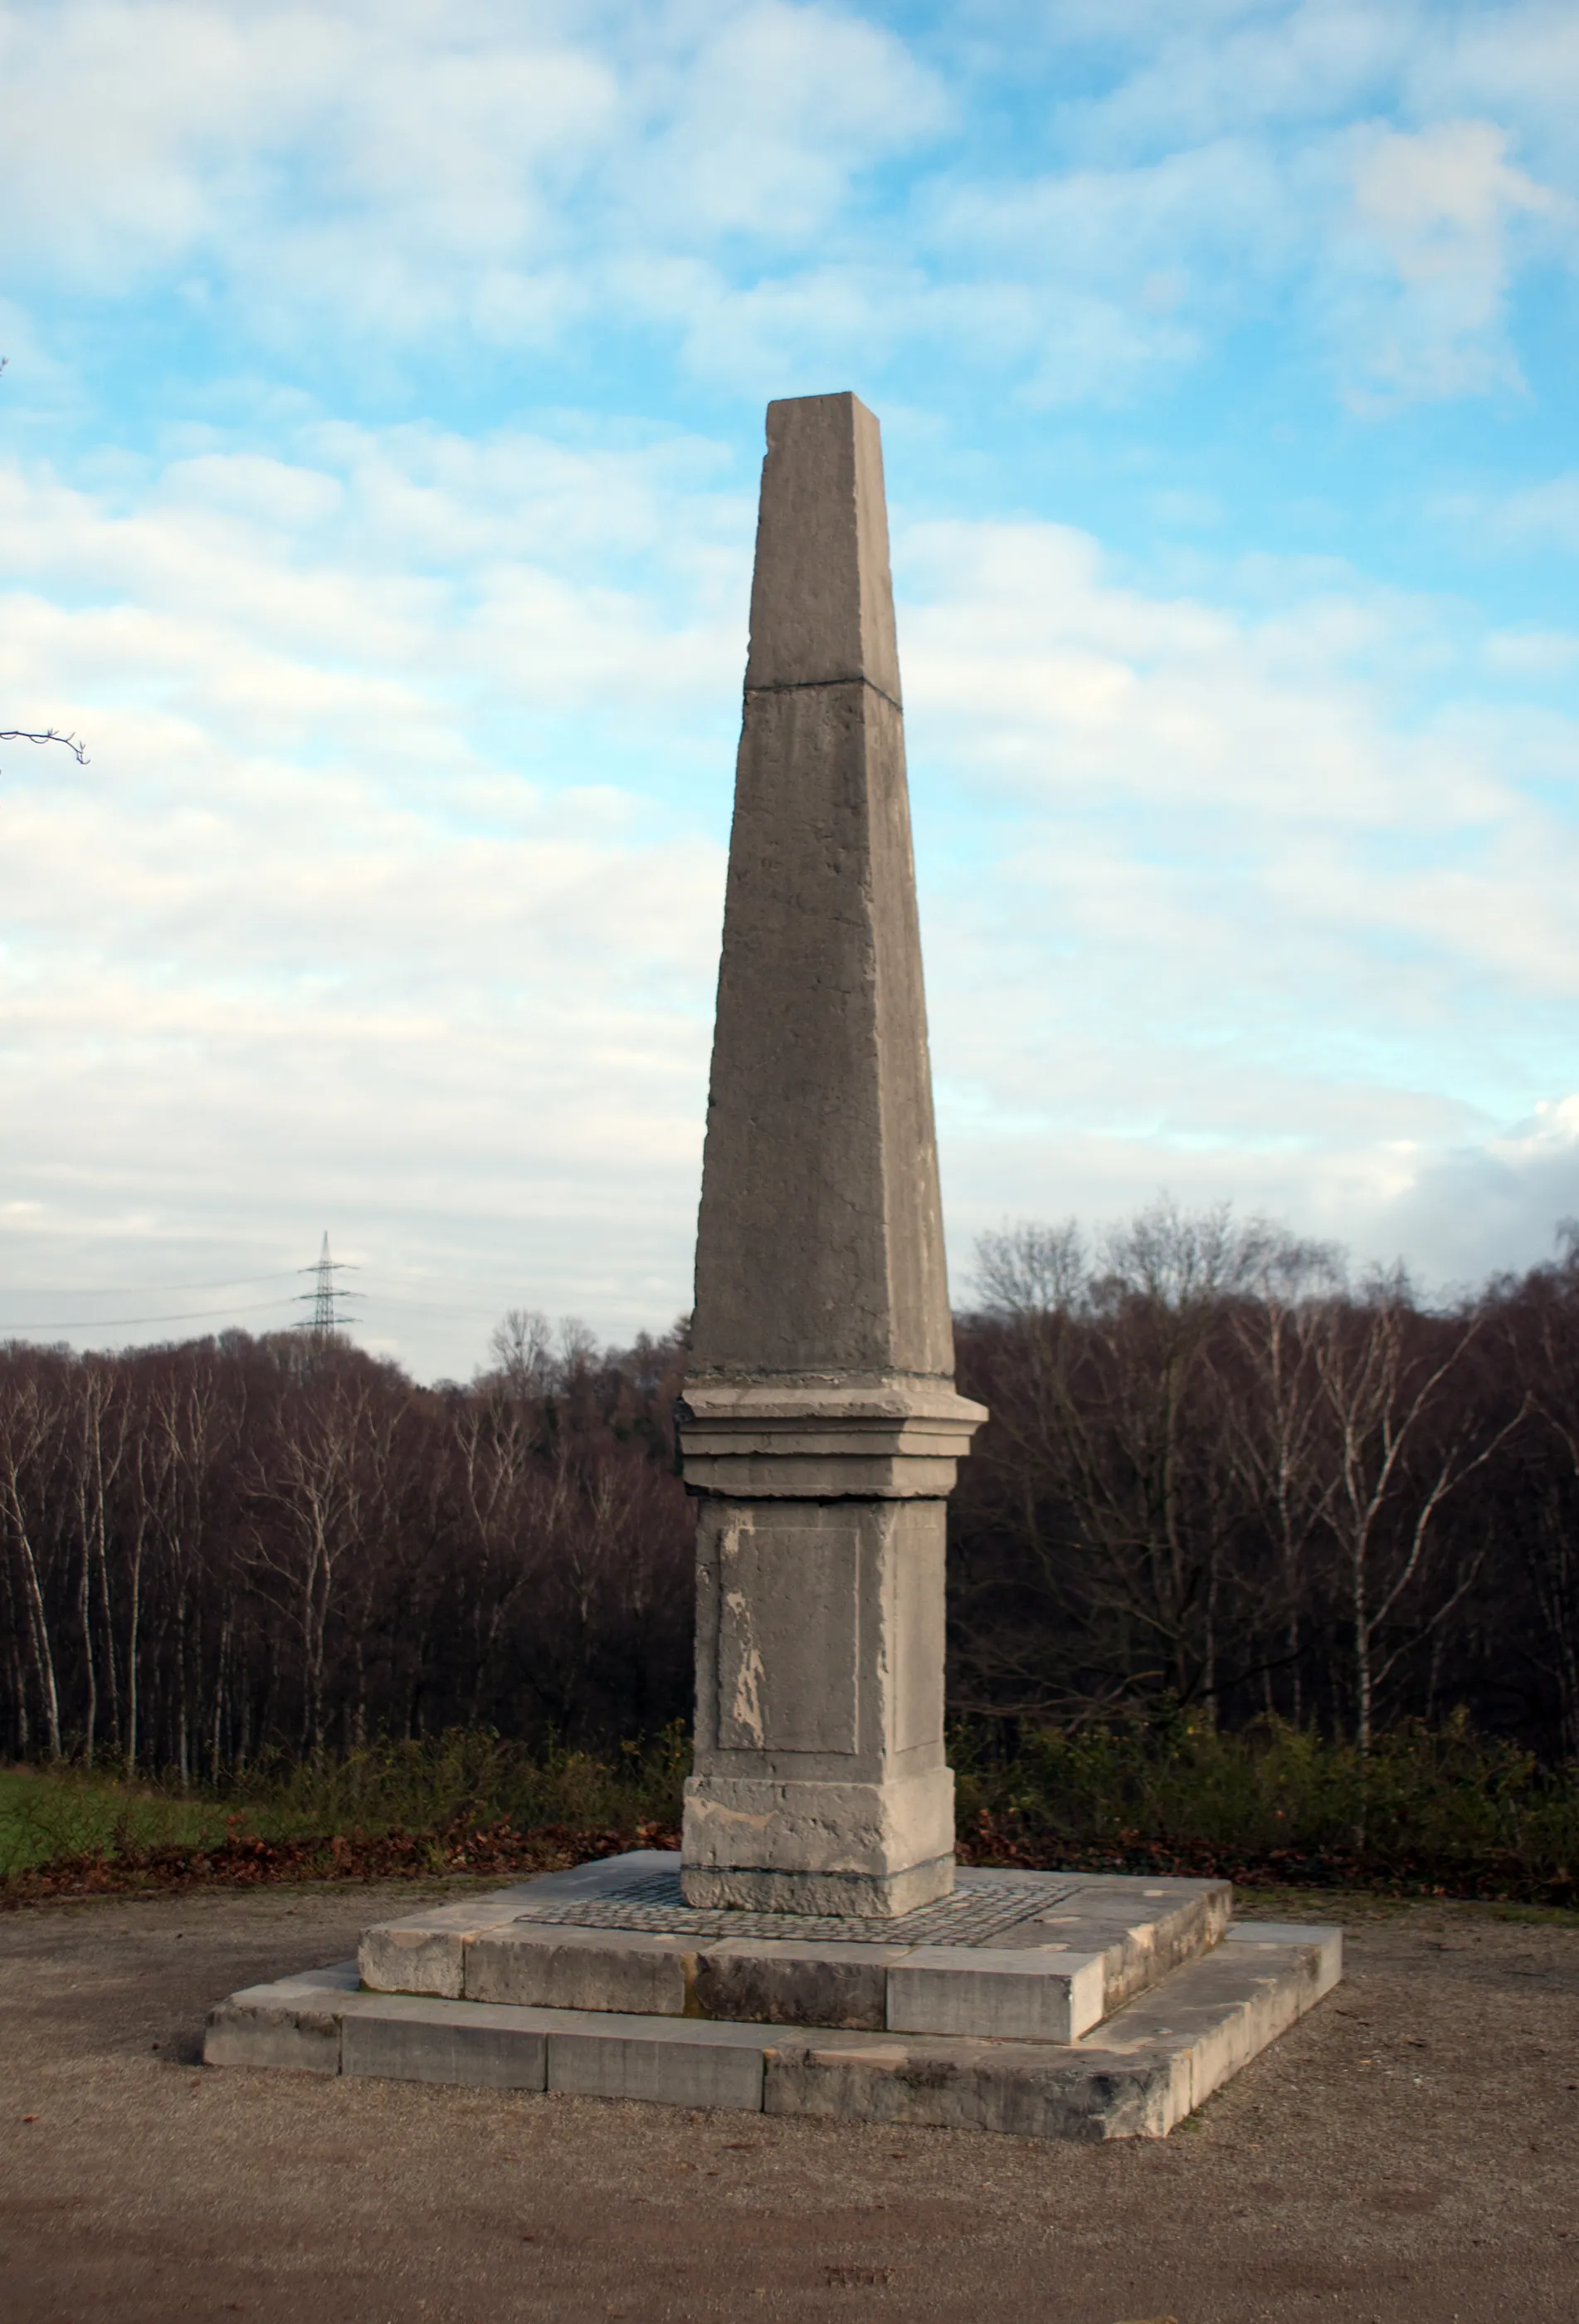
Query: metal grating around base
[{"left": 509, "top": 1866, "right": 1078, "bottom": 1946}]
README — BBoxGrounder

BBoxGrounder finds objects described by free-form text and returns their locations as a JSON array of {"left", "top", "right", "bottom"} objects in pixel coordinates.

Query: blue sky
[{"left": 2, "top": 0, "right": 1577, "bottom": 1376}]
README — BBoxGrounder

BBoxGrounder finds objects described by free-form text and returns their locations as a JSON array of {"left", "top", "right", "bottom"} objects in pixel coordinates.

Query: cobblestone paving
[{"left": 508, "top": 1864, "right": 1079, "bottom": 1945}]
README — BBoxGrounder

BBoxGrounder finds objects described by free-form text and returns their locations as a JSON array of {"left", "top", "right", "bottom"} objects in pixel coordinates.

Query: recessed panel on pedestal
[{"left": 716, "top": 1518, "right": 860, "bottom": 1755}]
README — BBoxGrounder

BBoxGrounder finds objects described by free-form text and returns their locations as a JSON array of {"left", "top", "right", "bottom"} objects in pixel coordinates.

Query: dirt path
[{"left": 2, "top": 1881, "right": 1575, "bottom": 2322}]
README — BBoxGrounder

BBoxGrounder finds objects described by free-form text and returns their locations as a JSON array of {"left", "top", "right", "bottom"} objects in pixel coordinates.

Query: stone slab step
[
  {"left": 204, "top": 1921, "right": 1340, "bottom": 2141},
  {"left": 357, "top": 1854, "right": 1231, "bottom": 2043}
]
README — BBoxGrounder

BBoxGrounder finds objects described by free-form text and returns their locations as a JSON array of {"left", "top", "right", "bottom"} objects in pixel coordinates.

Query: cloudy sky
[{"left": 2, "top": 0, "right": 1577, "bottom": 1377}]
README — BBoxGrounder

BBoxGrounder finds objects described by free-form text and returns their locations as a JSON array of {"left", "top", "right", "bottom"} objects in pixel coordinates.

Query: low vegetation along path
[{"left": 2, "top": 1878, "right": 1576, "bottom": 2322}]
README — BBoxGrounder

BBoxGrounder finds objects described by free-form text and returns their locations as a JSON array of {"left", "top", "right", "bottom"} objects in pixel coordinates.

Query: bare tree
[
  {"left": 1223, "top": 1236, "right": 1346, "bottom": 1723},
  {"left": 0, "top": 1359, "right": 66, "bottom": 1758},
  {"left": 244, "top": 1371, "right": 391, "bottom": 1755},
  {"left": 1309, "top": 1287, "right": 1523, "bottom": 1752},
  {"left": 485, "top": 1308, "right": 558, "bottom": 1399}
]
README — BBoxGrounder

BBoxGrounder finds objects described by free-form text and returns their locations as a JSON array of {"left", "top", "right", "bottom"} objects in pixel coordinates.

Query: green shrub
[{"left": 953, "top": 1707, "right": 1579, "bottom": 1894}]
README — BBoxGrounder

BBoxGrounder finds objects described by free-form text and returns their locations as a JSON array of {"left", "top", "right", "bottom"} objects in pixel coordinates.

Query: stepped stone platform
[{"left": 205, "top": 1850, "right": 1341, "bottom": 2140}]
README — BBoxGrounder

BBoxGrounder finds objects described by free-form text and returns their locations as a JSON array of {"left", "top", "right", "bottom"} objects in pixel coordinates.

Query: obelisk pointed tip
[
  {"left": 745, "top": 392, "right": 900, "bottom": 703},
  {"left": 763, "top": 387, "right": 870, "bottom": 431}
]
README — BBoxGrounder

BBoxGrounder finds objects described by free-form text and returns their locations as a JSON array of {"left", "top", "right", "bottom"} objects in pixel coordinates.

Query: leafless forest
[{"left": 2, "top": 1204, "right": 1578, "bottom": 1779}]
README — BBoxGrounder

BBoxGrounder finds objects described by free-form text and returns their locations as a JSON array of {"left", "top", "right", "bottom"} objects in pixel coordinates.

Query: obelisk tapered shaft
[
  {"left": 679, "top": 393, "right": 984, "bottom": 1917},
  {"left": 691, "top": 392, "right": 951, "bottom": 1381}
]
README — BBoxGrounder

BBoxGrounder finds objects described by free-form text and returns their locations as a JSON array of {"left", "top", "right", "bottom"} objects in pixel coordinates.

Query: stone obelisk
[{"left": 677, "top": 393, "right": 986, "bottom": 1917}]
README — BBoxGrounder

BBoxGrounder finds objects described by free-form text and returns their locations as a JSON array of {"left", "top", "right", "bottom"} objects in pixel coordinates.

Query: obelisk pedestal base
[
  {"left": 677, "top": 1384, "right": 982, "bottom": 1921},
  {"left": 680, "top": 1766, "right": 957, "bottom": 1916},
  {"left": 679, "top": 1858, "right": 955, "bottom": 1918}
]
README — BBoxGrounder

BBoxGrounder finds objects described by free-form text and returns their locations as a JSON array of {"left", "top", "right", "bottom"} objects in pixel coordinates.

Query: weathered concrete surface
[
  {"left": 4, "top": 1880, "right": 1577, "bottom": 2322},
  {"left": 885, "top": 1944, "right": 1109, "bottom": 2043},
  {"left": 358, "top": 1885, "right": 537, "bottom": 1995},
  {"left": 984, "top": 1877, "right": 1235, "bottom": 2018},
  {"left": 202, "top": 1963, "right": 349, "bottom": 2074},
  {"left": 341, "top": 1991, "right": 552, "bottom": 2091},
  {"left": 465, "top": 1926, "right": 691, "bottom": 2014},
  {"left": 675, "top": 1379, "right": 985, "bottom": 1501},
  {"left": 356, "top": 1858, "right": 1230, "bottom": 2034},
  {"left": 683, "top": 1496, "right": 963, "bottom": 1913},
  {"left": 690, "top": 1937, "right": 899, "bottom": 2031},
  {"left": 359, "top": 1851, "right": 672, "bottom": 1994},
  {"left": 766, "top": 1920, "right": 1340, "bottom": 2141},
  {"left": 680, "top": 393, "right": 983, "bottom": 1916}
]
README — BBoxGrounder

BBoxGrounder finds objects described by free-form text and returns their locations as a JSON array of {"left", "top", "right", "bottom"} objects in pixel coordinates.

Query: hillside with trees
[{"left": 2, "top": 1205, "right": 1577, "bottom": 1782}]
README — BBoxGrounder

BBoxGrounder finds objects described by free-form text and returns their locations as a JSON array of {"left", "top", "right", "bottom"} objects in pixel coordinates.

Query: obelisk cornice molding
[{"left": 678, "top": 1377, "right": 987, "bottom": 1501}]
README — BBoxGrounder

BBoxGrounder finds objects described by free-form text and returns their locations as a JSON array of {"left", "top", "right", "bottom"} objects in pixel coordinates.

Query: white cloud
[
  {"left": 4, "top": 0, "right": 1579, "bottom": 1356},
  {"left": 5, "top": 0, "right": 1572, "bottom": 408},
  {"left": 1469, "top": 473, "right": 1579, "bottom": 554},
  {"left": 1040, "top": 0, "right": 1411, "bottom": 151},
  {"left": 0, "top": 0, "right": 946, "bottom": 361},
  {"left": 626, "top": 0, "right": 948, "bottom": 239},
  {"left": 901, "top": 517, "right": 1508, "bottom": 830},
  {"left": 929, "top": 8, "right": 1579, "bottom": 411},
  {"left": 6, "top": 431, "right": 1579, "bottom": 1360},
  {"left": 0, "top": 2, "right": 615, "bottom": 291},
  {"left": 1333, "top": 118, "right": 1566, "bottom": 401},
  {"left": 0, "top": 423, "right": 743, "bottom": 1371},
  {"left": 894, "top": 512, "right": 1579, "bottom": 1294},
  {"left": 1484, "top": 629, "right": 1579, "bottom": 679},
  {"left": 1355, "top": 1096, "right": 1579, "bottom": 1292}
]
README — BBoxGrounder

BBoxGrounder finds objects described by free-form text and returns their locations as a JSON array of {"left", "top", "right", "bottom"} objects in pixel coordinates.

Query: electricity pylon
[{"left": 295, "top": 1234, "right": 361, "bottom": 1338}]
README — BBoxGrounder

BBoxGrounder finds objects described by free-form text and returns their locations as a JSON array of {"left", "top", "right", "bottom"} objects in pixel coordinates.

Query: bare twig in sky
[{"left": 0, "top": 728, "right": 90, "bottom": 766}]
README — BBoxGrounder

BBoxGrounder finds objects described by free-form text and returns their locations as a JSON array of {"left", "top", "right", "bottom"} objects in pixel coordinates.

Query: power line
[
  {"left": 353, "top": 1291, "right": 519, "bottom": 1316},
  {"left": 0, "top": 1248, "right": 564, "bottom": 1336},
  {"left": 0, "top": 1272, "right": 305, "bottom": 1297},
  {"left": 0, "top": 1296, "right": 301, "bottom": 1332}
]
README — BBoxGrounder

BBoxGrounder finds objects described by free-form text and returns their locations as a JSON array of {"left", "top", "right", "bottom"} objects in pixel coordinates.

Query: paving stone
[
  {"left": 342, "top": 1995, "right": 549, "bottom": 2089},
  {"left": 546, "top": 2013, "right": 776, "bottom": 2111},
  {"left": 358, "top": 1856, "right": 686, "bottom": 2000},
  {"left": 519, "top": 1849, "right": 678, "bottom": 1902},
  {"left": 504, "top": 1856, "right": 1081, "bottom": 1946},
  {"left": 1007, "top": 1880, "right": 1232, "bottom": 2014},
  {"left": 763, "top": 2031, "right": 1178, "bottom": 2141},
  {"left": 1225, "top": 1920, "right": 1345, "bottom": 1950},
  {"left": 769, "top": 1934, "right": 1338, "bottom": 2138},
  {"left": 358, "top": 1891, "right": 534, "bottom": 1999},
  {"left": 203, "top": 1974, "right": 347, "bottom": 2074},
  {"left": 1087, "top": 1931, "right": 1343, "bottom": 2123},
  {"left": 886, "top": 1943, "right": 1109, "bottom": 2042},
  {"left": 692, "top": 1937, "right": 901, "bottom": 2030},
  {"left": 465, "top": 1924, "right": 690, "bottom": 2014},
  {"left": 354, "top": 1858, "right": 1250, "bottom": 2041}
]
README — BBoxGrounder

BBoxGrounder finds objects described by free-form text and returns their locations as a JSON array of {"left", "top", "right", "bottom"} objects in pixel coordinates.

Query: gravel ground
[{"left": 2, "top": 1878, "right": 1576, "bottom": 2323}]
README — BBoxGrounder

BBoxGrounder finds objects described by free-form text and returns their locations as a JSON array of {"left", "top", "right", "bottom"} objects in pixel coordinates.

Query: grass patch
[
  {"left": 7, "top": 1715, "right": 1579, "bottom": 1911},
  {"left": 0, "top": 1728, "right": 688, "bottom": 1904},
  {"left": 0, "top": 1766, "right": 237, "bottom": 1874},
  {"left": 224, "top": 1724, "right": 689, "bottom": 1838}
]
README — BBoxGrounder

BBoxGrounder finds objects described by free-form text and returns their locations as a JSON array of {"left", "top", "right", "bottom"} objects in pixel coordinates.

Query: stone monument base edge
[{"left": 677, "top": 1853, "right": 955, "bottom": 1917}]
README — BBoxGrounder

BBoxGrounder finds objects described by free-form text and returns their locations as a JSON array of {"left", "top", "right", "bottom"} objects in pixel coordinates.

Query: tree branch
[{"left": 0, "top": 729, "right": 90, "bottom": 766}]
